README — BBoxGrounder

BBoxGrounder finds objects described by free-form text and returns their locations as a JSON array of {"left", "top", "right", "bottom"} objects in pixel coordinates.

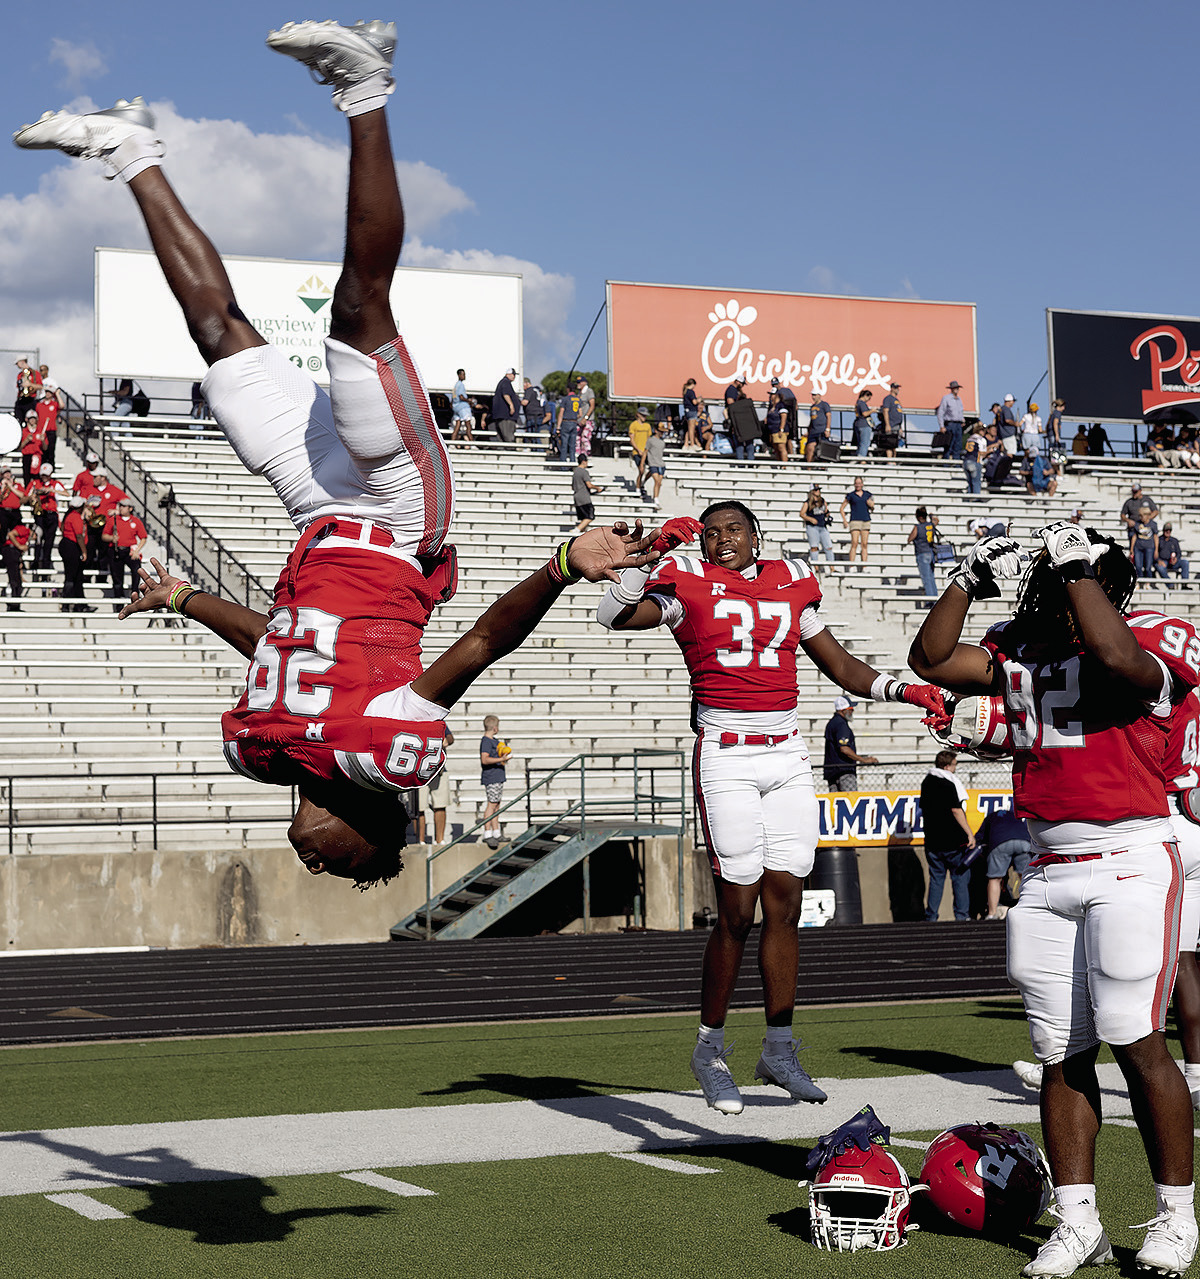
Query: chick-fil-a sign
[{"left": 607, "top": 281, "right": 978, "bottom": 413}]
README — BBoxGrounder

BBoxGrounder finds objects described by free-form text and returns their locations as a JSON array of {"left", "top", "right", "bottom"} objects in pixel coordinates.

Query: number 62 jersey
[
  {"left": 646, "top": 553, "right": 825, "bottom": 713},
  {"left": 980, "top": 610, "right": 1200, "bottom": 824}
]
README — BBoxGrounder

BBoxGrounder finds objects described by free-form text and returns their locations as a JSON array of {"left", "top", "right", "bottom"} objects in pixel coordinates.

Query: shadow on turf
[
  {"left": 0, "top": 1131, "right": 389, "bottom": 1244},
  {"left": 840, "top": 1045, "right": 1014, "bottom": 1075}
]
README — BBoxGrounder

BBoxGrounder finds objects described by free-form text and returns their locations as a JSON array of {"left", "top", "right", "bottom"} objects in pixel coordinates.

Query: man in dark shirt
[
  {"left": 724, "top": 377, "right": 747, "bottom": 415},
  {"left": 555, "top": 383, "right": 581, "bottom": 462},
  {"left": 1120, "top": 483, "right": 1159, "bottom": 531},
  {"left": 880, "top": 382, "right": 904, "bottom": 453},
  {"left": 806, "top": 390, "right": 832, "bottom": 462},
  {"left": 822, "top": 697, "right": 876, "bottom": 791},
  {"left": 522, "top": 378, "right": 545, "bottom": 443},
  {"left": 999, "top": 394, "right": 1019, "bottom": 455},
  {"left": 1156, "top": 523, "right": 1190, "bottom": 585},
  {"left": 978, "top": 805, "right": 1032, "bottom": 921},
  {"left": 919, "top": 749, "right": 974, "bottom": 922},
  {"left": 771, "top": 377, "right": 798, "bottom": 453},
  {"left": 491, "top": 368, "right": 519, "bottom": 443}
]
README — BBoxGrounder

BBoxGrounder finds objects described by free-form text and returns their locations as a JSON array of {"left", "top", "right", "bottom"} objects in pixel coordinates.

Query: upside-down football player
[
  {"left": 909, "top": 524, "right": 1199, "bottom": 1278},
  {"left": 15, "top": 20, "right": 661, "bottom": 888},
  {"left": 596, "top": 500, "right": 948, "bottom": 1116}
]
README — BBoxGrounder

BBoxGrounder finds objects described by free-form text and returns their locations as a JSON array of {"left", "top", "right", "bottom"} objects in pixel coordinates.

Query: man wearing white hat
[
  {"left": 999, "top": 394, "right": 1020, "bottom": 455},
  {"left": 822, "top": 696, "right": 878, "bottom": 792}
]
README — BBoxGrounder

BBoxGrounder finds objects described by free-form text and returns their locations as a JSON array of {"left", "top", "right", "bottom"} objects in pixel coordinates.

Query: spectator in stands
[
  {"left": 681, "top": 378, "right": 701, "bottom": 449},
  {"left": 576, "top": 375, "right": 596, "bottom": 456},
  {"left": 989, "top": 401, "right": 1003, "bottom": 434},
  {"left": 802, "top": 484, "right": 834, "bottom": 571},
  {"left": 572, "top": 453, "right": 603, "bottom": 533},
  {"left": 644, "top": 423, "right": 668, "bottom": 508},
  {"left": 554, "top": 381, "right": 580, "bottom": 463},
  {"left": 1019, "top": 402, "right": 1042, "bottom": 453},
  {"left": 1121, "top": 482, "right": 1158, "bottom": 532},
  {"left": 450, "top": 368, "right": 474, "bottom": 446},
  {"left": 1156, "top": 523, "right": 1189, "bottom": 586},
  {"left": 999, "top": 393, "right": 1019, "bottom": 456},
  {"left": 1175, "top": 426, "right": 1200, "bottom": 468},
  {"left": 26, "top": 462, "right": 63, "bottom": 572},
  {"left": 479, "top": 714, "right": 509, "bottom": 849},
  {"left": 1023, "top": 447, "right": 1058, "bottom": 496},
  {"left": 852, "top": 389, "right": 874, "bottom": 457},
  {"left": 491, "top": 367, "right": 518, "bottom": 444},
  {"left": 971, "top": 514, "right": 1008, "bottom": 540},
  {"left": 73, "top": 452, "right": 101, "bottom": 499},
  {"left": 111, "top": 377, "right": 136, "bottom": 416},
  {"left": 806, "top": 389, "right": 831, "bottom": 462},
  {"left": 878, "top": 381, "right": 904, "bottom": 457},
  {"left": 13, "top": 358, "right": 39, "bottom": 426},
  {"left": 102, "top": 497, "right": 148, "bottom": 609},
  {"left": 190, "top": 380, "right": 208, "bottom": 420},
  {"left": 522, "top": 379, "right": 546, "bottom": 445},
  {"left": 1148, "top": 423, "right": 1182, "bottom": 468},
  {"left": 724, "top": 376, "right": 747, "bottom": 421},
  {"left": 920, "top": 749, "right": 975, "bottom": 922},
  {"left": 1045, "top": 398, "right": 1065, "bottom": 450},
  {"left": 1069, "top": 508, "right": 1085, "bottom": 524},
  {"left": 907, "top": 504, "right": 940, "bottom": 601},
  {"left": 58, "top": 494, "right": 92, "bottom": 612},
  {"left": 0, "top": 469, "right": 24, "bottom": 537},
  {"left": 1087, "top": 421, "right": 1115, "bottom": 456},
  {"left": 979, "top": 806, "right": 1031, "bottom": 921},
  {"left": 628, "top": 405, "right": 651, "bottom": 492},
  {"left": 961, "top": 422, "right": 987, "bottom": 495},
  {"left": 1130, "top": 503, "right": 1159, "bottom": 578},
  {"left": 416, "top": 726, "right": 455, "bottom": 844},
  {"left": 823, "top": 696, "right": 876, "bottom": 792},
  {"left": 1071, "top": 423, "right": 1090, "bottom": 456},
  {"left": 696, "top": 399, "right": 714, "bottom": 452},
  {"left": 770, "top": 377, "right": 798, "bottom": 456},
  {"left": 2, "top": 517, "right": 31, "bottom": 610},
  {"left": 82, "top": 494, "right": 109, "bottom": 580},
  {"left": 839, "top": 475, "right": 874, "bottom": 563},
  {"left": 936, "top": 380, "right": 965, "bottom": 459},
  {"left": 36, "top": 372, "right": 61, "bottom": 468},
  {"left": 765, "top": 391, "right": 788, "bottom": 462},
  {"left": 19, "top": 409, "right": 45, "bottom": 486}
]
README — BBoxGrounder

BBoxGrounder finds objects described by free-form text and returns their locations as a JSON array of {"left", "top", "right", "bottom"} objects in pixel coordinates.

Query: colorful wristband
[
  {"left": 547, "top": 538, "right": 583, "bottom": 586},
  {"left": 167, "top": 581, "right": 194, "bottom": 613}
]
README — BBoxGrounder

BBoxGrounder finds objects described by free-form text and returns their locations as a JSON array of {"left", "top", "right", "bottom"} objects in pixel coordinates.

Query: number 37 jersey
[
  {"left": 980, "top": 610, "right": 1200, "bottom": 823},
  {"left": 647, "top": 554, "right": 825, "bottom": 713}
]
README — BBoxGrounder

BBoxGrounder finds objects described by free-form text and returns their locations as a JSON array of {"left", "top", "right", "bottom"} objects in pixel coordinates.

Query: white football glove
[
  {"left": 947, "top": 536, "right": 1029, "bottom": 601},
  {"left": 1037, "top": 521, "right": 1105, "bottom": 568}
]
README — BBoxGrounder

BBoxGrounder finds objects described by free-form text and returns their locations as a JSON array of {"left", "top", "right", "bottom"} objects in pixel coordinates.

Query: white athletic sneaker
[
  {"left": 1014, "top": 1059, "right": 1045, "bottom": 1091},
  {"left": 754, "top": 1038, "right": 828, "bottom": 1104},
  {"left": 1134, "top": 1212, "right": 1198, "bottom": 1276},
  {"left": 13, "top": 97, "right": 161, "bottom": 170},
  {"left": 266, "top": 19, "right": 395, "bottom": 107},
  {"left": 690, "top": 1043, "right": 743, "bottom": 1115},
  {"left": 1021, "top": 1219, "right": 1113, "bottom": 1276}
]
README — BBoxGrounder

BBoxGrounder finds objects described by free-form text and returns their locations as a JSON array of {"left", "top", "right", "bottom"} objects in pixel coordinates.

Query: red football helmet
[
  {"left": 807, "top": 1142, "right": 918, "bottom": 1251},
  {"left": 931, "top": 694, "right": 1013, "bottom": 760},
  {"left": 919, "top": 1123, "right": 1051, "bottom": 1234}
]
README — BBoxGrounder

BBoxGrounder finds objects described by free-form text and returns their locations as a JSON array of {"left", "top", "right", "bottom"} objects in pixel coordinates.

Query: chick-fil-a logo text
[
  {"left": 700, "top": 297, "right": 891, "bottom": 396},
  {"left": 1131, "top": 324, "right": 1200, "bottom": 414}
]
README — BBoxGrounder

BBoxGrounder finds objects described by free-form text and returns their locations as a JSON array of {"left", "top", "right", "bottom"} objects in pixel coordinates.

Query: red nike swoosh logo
[{"left": 1116, "top": 874, "right": 1143, "bottom": 880}]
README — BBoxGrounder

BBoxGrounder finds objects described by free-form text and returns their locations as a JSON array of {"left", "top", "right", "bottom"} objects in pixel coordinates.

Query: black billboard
[{"left": 1048, "top": 308, "right": 1200, "bottom": 424}]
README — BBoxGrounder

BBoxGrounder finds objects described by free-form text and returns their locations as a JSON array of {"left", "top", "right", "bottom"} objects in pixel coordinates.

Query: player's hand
[
  {"left": 569, "top": 521, "right": 661, "bottom": 583},
  {"left": 1038, "top": 521, "right": 1104, "bottom": 568},
  {"left": 900, "top": 682, "right": 952, "bottom": 730},
  {"left": 947, "top": 536, "right": 1029, "bottom": 601},
  {"left": 118, "top": 557, "right": 182, "bottom": 619},
  {"left": 650, "top": 516, "right": 704, "bottom": 555}
]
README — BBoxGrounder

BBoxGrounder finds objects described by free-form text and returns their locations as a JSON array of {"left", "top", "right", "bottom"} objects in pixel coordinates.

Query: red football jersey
[
  {"left": 647, "top": 554, "right": 823, "bottom": 712},
  {"left": 221, "top": 533, "right": 446, "bottom": 794},
  {"left": 982, "top": 611, "right": 1200, "bottom": 823}
]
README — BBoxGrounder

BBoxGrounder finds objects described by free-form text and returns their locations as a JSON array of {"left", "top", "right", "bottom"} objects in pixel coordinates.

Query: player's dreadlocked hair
[
  {"left": 1013, "top": 527, "right": 1136, "bottom": 641},
  {"left": 699, "top": 500, "right": 762, "bottom": 547}
]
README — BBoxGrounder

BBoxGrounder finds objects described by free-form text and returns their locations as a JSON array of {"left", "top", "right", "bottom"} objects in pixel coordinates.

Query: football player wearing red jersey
[
  {"left": 909, "top": 523, "right": 1199, "bottom": 1278},
  {"left": 598, "top": 501, "right": 947, "bottom": 1116}
]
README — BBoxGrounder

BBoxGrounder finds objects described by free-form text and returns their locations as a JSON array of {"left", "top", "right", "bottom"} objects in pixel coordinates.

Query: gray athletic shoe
[
  {"left": 13, "top": 97, "right": 159, "bottom": 160},
  {"left": 754, "top": 1037, "right": 827, "bottom": 1104},
  {"left": 690, "top": 1043, "right": 743, "bottom": 1115},
  {"left": 266, "top": 19, "right": 395, "bottom": 105}
]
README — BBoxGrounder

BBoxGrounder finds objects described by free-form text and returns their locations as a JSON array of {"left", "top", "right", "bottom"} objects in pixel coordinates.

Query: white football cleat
[
  {"left": 754, "top": 1037, "right": 827, "bottom": 1104},
  {"left": 690, "top": 1043, "right": 743, "bottom": 1115},
  {"left": 1014, "top": 1059, "right": 1045, "bottom": 1091},
  {"left": 266, "top": 19, "right": 395, "bottom": 107},
  {"left": 1021, "top": 1219, "right": 1113, "bottom": 1276},
  {"left": 13, "top": 97, "right": 160, "bottom": 166},
  {"left": 1134, "top": 1212, "right": 1198, "bottom": 1276}
]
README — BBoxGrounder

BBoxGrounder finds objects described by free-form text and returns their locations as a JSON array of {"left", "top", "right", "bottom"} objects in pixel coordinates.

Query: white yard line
[
  {"left": 339, "top": 1171, "right": 437, "bottom": 1197},
  {"left": 44, "top": 1192, "right": 130, "bottom": 1220},
  {"left": 608, "top": 1152, "right": 719, "bottom": 1174}
]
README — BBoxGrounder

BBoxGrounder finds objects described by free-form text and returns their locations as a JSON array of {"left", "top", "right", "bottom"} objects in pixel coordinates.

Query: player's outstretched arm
[
  {"left": 596, "top": 515, "right": 703, "bottom": 631},
  {"left": 413, "top": 522, "right": 661, "bottom": 709},
  {"left": 118, "top": 558, "right": 269, "bottom": 659}
]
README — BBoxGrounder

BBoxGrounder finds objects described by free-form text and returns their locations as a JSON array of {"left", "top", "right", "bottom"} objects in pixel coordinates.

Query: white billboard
[{"left": 95, "top": 248, "right": 522, "bottom": 393}]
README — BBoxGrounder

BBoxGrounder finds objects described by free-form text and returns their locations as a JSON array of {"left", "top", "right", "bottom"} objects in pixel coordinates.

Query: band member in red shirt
[
  {"left": 19, "top": 409, "right": 46, "bottom": 487},
  {"left": 102, "top": 497, "right": 148, "bottom": 607},
  {"left": 73, "top": 453, "right": 101, "bottom": 501},
  {"left": 58, "top": 495, "right": 93, "bottom": 612},
  {"left": 2, "top": 519, "right": 32, "bottom": 611},
  {"left": 0, "top": 469, "right": 26, "bottom": 538},
  {"left": 26, "top": 462, "right": 65, "bottom": 572}
]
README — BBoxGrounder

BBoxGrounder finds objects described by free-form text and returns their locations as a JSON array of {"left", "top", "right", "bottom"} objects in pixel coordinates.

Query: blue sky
[{"left": 1, "top": 0, "right": 1197, "bottom": 410}]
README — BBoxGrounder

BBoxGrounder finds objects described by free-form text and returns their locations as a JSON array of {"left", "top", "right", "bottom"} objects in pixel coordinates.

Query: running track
[{"left": 0, "top": 923, "right": 1008, "bottom": 1046}]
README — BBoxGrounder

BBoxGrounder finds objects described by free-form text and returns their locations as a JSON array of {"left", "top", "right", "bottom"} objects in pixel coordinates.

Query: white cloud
[
  {"left": 807, "top": 265, "right": 860, "bottom": 296},
  {"left": 48, "top": 39, "right": 107, "bottom": 89},
  {"left": 0, "top": 101, "right": 569, "bottom": 398},
  {"left": 894, "top": 276, "right": 922, "bottom": 300}
]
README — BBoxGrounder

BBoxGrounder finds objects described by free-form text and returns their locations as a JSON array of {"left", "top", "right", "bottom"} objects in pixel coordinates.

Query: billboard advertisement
[
  {"left": 814, "top": 788, "right": 1012, "bottom": 847},
  {"left": 1048, "top": 307, "right": 1200, "bottom": 423},
  {"left": 606, "top": 281, "right": 978, "bottom": 413},
  {"left": 95, "top": 248, "right": 522, "bottom": 393}
]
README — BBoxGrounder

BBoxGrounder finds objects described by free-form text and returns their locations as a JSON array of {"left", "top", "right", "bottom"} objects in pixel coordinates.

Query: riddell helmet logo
[{"left": 297, "top": 276, "right": 332, "bottom": 314}]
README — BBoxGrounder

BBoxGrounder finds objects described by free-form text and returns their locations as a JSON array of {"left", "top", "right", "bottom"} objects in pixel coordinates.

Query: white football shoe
[
  {"left": 1134, "top": 1212, "right": 1198, "bottom": 1276},
  {"left": 1014, "top": 1059, "right": 1045, "bottom": 1091},
  {"left": 266, "top": 19, "right": 395, "bottom": 108},
  {"left": 13, "top": 97, "right": 161, "bottom": 169},
  {"left": 1021, "top": 1218, "right": 1114, "bottom": 1276},
  {"left": 690, "top": 1043, "right": 743, "bottom": 1115},
  {"left": 754, "top": 1037, "right": 828, "bottom": 1104}
]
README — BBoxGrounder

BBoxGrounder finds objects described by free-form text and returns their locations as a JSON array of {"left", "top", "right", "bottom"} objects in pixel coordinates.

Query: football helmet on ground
[
  {"left": 931, "top": 693, "right": 1013, "bottom": 760},
  {"left": 920, "top": 1122, "right": 1051, "bottom": 1234}
]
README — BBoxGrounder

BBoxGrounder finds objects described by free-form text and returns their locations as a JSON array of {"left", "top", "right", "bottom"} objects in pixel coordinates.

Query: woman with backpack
[{"left": 906, "top": 504, "right": 940, "bottom": 601}]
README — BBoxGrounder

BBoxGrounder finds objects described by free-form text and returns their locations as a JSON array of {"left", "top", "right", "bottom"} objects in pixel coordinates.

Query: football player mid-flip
[
  {"left": 15, "top": 21, "right": 660, "bottom": 889},
  {"left": 909, "top": 524, "right": 1199, "bottom": 1278},
  {"left": 597, "top": 501, "right": 947, "bottom": 1116}
]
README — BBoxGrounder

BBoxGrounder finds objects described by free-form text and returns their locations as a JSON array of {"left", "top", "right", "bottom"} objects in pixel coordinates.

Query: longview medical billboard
[
  {"left": 95, "top": 248, "right": 522, "bottom": 392},
  {"left": 1048, "top": 307, "right": 1200, "bottom": 423},
  {"left": 607, "top": 281, "right": 977, "bottom": 413}
]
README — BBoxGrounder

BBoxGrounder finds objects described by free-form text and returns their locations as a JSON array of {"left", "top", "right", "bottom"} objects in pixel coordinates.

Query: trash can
[{"left": 807, "top": 847, "right": 863, "bottom": 926}]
